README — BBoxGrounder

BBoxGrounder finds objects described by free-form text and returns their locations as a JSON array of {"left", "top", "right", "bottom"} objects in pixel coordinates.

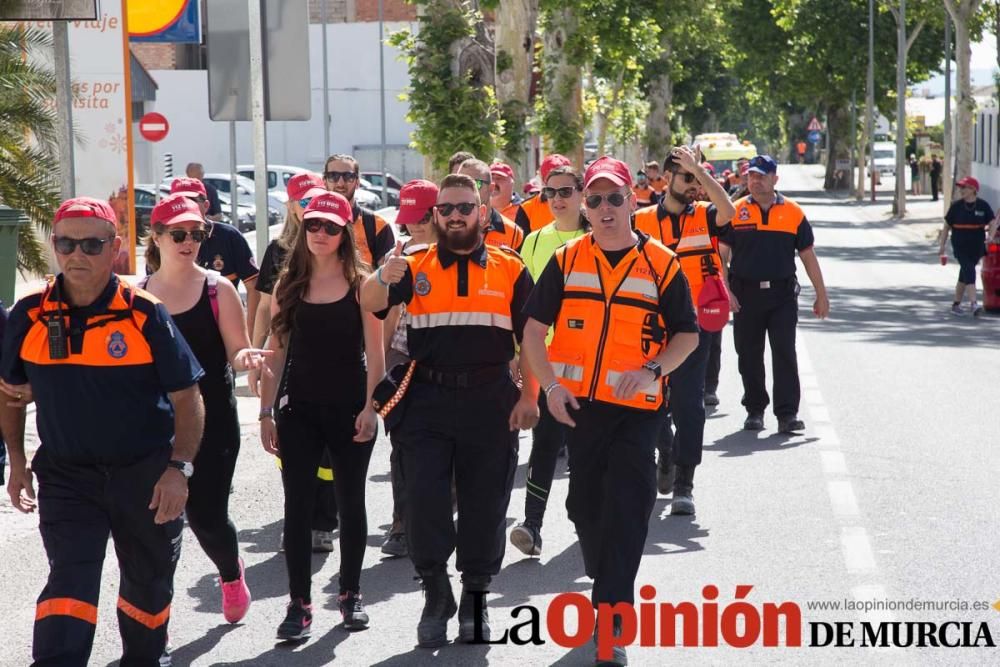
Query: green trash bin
[{"left": 0, "top": 206, "right": 28, "bottom": 308}]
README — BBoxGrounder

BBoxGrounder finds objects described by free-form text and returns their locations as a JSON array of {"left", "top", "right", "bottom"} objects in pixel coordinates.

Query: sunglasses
[
  {"left": 299, "top": 197, "right": 313, "bottom": 208},
  {"left": 474, "top": 178, "right": 492, "bottom": 191},
  {"left": 305, "top": 219, "right": 344, "bottom": 235},
  {"left": 669, "top": 170, "right": 697, "bottom": 184},
  {"left": 188, "top": 195, "right": 207, "bottom": 204},
  {"left": 165, "top": 229, "right": 208, "bottom": 244},
  {"left": 542, "top": 186, "right": 578, "bottom": 200},
  {"left": 584, "top": 192, "right": 629, "bottom": 209},
  {"left": 53, "top": 236, "right": 113, "bottom": 256},
  {"left": 435, "top": 202, "right": 477, "bottom": 216},
  {"left": 324, "top": 171, "right": 358, "bottom": 183}
]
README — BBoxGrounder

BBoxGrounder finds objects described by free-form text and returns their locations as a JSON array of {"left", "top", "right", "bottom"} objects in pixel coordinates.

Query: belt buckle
[{"left": 759, "top": 281, "right": 771, "bottom": 289}]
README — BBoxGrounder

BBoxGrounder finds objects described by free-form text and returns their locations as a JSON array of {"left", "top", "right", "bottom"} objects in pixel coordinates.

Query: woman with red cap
[
  {"left": 938, "top": 176, "right": 994, "bottom": 317},
  {"left": 143, "top": 193, "right": 270, "bottom": 625},
  {"left": 259, "top": 191, "right": 384, "bottom": 638},
  {"left": 379, "top": 179, "right": 440, "bottom": 558}
]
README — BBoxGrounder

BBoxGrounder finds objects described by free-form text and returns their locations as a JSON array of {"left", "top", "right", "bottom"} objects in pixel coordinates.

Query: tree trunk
[
  {"left": 645, "top": 37, "right": 672, "bottom": 161},
  {"left": 823, "top": 104, "right": 852, "bottom": 190},
  {"left": 596, "top": 67, "right": 625, "bottom": 156},
  {"left": 541, "top": 7, "right": 584, "bottom": 168},
  {"left": 892, "top": 1, "right": 907, "bottom": 216},
  {"left": 495, "top": 0, "right": 538, "bottom": 182},
  {"left": 944, "top": 0, "right": 984, "bottom": 183}
]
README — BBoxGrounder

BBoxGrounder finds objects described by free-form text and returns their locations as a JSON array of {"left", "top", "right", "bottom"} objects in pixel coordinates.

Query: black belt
[
  {"left": 415, "top": 364, "right": 509, "bottom": 388},
  {"left": 730, "top": 275, "right": 795, "bottom": 290}
]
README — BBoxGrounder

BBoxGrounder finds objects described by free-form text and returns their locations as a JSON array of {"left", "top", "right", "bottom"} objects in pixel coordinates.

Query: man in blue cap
[{"left": 718, "top": 155, "right": 829, "bottom": 434}]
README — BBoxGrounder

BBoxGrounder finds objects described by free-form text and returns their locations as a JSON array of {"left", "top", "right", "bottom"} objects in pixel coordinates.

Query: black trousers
[
  {"left": 731, "top": 278, "right": 801, "bottom": 418},
  {"left": 394, "top": 376, "right": 519, "bottom": 577},
  {"left": 31, "top": 445, "right": 182, "bottom": 667},
  {"left": 523, "top": 392, "right": 570, "bottom": 528},
  {"left": 705, "top": 329, "right": 723, "bottom": 394},
  {"left": 186, "top": 397, "right": 241, "bottom": 582},
  {"left": 566, "top": 401, "right": 659, "bottom": 607},
  {"left": 277, "top": 402, "right": 375, "bottom": 601},
  {"left": 657, "top": 329, "right": 711, "bottom": 469}
]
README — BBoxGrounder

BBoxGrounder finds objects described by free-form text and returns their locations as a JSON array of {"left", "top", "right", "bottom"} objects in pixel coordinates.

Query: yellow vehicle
[{"left": 692, "top": 133, "right": 757, "bottom": 174}]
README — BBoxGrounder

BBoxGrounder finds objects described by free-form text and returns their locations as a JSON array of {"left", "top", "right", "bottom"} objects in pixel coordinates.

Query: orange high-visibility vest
[
  {"left": 519, "top": 194, "right": 555, "bottom": 232},
  {"left": 634, "top": 201, "right": 721, "bottom": 305},
  {"left": 484, "top": 211, "right": 525, "bottom": 249},
  {"left": 547, "top": 233, "right": 681, "bottom": 410}
]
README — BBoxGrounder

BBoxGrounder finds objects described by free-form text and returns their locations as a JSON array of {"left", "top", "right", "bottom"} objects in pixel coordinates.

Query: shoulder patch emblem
[
  {"left": 414, "top": 271, "right": 432, "bottom": 296},
  {"left": 107, "top": 331, "right": 128, "bottom": 359},
  {"left": 737, "top": 207, "right": 751, "bottom": 221}
]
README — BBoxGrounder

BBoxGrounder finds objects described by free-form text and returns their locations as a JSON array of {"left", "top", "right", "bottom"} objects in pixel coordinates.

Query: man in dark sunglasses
[
  {"left": 458, "top": 158, "right": 525, "bottom": 250},
  {"left": 520, "top": 156, "right": 699, "bottom": 665},
  {"left": 323, "top": 153, "right": 396, "bottom": 269},
  {"left": 0, "top": 196, "right": 205, "bottom": 666},
  {"left": 360, "top": 172, "right": 540, "bottom": 648},
  {"left": 634, "top": 145, "right": 737, "bottom": 515}
]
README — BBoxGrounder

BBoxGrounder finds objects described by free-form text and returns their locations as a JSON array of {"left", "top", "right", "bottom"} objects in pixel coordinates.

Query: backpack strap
[{"left": 206, "top": 270, "right": 220, "bottom": 323}]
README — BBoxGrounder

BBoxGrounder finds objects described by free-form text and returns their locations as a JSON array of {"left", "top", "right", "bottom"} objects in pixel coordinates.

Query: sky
[{"left": 917, "top": 34, "right": 998, "bottom": 96}]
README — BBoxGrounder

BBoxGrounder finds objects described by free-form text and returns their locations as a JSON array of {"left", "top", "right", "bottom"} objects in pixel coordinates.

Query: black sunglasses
[
  {"left": 165, "top": 229, "right": 208, "bottom": 244},
  {"left": 542, "top": 186, "right": 578, "bottom": 200},
  {"left": 305, "top": 219, "right": 344, "bottom": 235},
  {"left": 53, "top": 236, "right": 113, "bottom": 256},
  {"left": 324, "top": 171, "right": 358, "bottom": 183},
  {"left": 435, "top": 202, "right": 478, "bottom": 216},
  {"left": 474, "top": 178, "right": 492, "bottom": 190},
  {"left": 584, "top": 192, "right": 628, "bottom": 209},
  {"left": 185, "top": 195, "right": 207, "bottom": 204},
  {"left": 669, "top": 169, "right": 697, "bottom": 184}
]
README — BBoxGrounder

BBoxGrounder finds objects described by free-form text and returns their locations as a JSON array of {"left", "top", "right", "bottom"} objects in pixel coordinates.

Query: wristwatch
[
  {"left": 643, "top": 360, "right": 663, "bottom": 381},
  {"left": 167, "top": 460, "right": 194, "bottom": 479}
]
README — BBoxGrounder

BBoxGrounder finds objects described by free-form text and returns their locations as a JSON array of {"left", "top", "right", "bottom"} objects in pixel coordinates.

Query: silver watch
[{"left": 168, "top": 460, "right": 194, "bottom": 479}]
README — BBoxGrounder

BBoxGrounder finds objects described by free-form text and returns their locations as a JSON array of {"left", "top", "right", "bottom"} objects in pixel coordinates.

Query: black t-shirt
[
  {"left": 256, "top": 240, "right": 287, "bottom": 295},
  {"left": 204, "top": 181, "right": 222, "bottom": 217},
  {"left": 197, "top": 221, "right": 259, "bottom": 287},
  {"left": 945, "top": 198, "right": 994, "bottom": 252},
  {"left": 525, "top": 245, "right": 699, "bottom": 338}
]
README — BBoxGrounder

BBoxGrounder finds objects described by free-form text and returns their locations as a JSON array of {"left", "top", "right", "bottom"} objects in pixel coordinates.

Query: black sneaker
[
  {"left": 704, "top": 391, "right": 720, "bottom": 407},
  {"left": 417, "top": 572, "right": 457, "bottom": 648},
  {"left": 509, "top": 522, "right": 542, "bottom": 556},
  {"left": 276, "top": 599, "right": 313, "bottom": 641},
  {"left": 777, "top": 416, "right": 806, "bottom": 433},
  {"left": 381, "top": 532, "right": 407, "bottom": 557},
  {"left": 339, "top": 591, "right": 370, "bottom": 631},
  {"left": 743, "top": 413, "right": 765, "bottom": 431},
  {"left": 656, "top": 462, "right": 675, "bottom": 495}
]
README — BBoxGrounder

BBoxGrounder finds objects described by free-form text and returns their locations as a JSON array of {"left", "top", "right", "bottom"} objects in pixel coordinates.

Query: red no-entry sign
[{"left": 139, "top": 112, "right": 169, "bottom": 142}]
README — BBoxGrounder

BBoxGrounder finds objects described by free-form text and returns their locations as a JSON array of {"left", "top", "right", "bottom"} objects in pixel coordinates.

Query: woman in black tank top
[
  {"left": 259, "top": 192, "right": 384, "bottom": 637},
  {"left": 144, "top": 193, "right": 270, "bottom": 626}
]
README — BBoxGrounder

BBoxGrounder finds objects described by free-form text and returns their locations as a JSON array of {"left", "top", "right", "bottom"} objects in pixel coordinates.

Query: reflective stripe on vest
[
  {"left": 547, "top": 233, "right": 678, "bottom": 411},
  {"left": 409, "top": 311, "right": 513, "bottom": 330}
]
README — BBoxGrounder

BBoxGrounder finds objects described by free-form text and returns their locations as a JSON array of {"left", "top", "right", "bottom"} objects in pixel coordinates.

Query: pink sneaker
[{"left": 221, "top": 558, "right": 251, "bottom": 623}]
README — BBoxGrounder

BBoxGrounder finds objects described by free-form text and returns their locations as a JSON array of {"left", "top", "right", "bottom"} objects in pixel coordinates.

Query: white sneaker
[{"left": 972, "top": 304, "right": 985, "bottom": 317}]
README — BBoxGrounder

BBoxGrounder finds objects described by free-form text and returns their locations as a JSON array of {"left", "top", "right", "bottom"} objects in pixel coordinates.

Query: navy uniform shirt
[
  {"left": 720, "top": 193, "right": 814, "bottom": 282},
  {"left": 255, "top": 239, "right": 287, "bottom": 295},
  {"left": 0, "top": 275, "right": 204, "bottom": 465},
  {"left": 198, "top": 220, "right": 259, "bottom": 287},
  {"left": 945, "top": 198, "right": 994, "bottom": 257}
]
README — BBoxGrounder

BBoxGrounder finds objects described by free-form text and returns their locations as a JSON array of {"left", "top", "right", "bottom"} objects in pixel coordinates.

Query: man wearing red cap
[
  {"left": 0, "top": 197, "right": 205, "bottom": 665},
  {"left": 633, "top": 146, "right": 736, "bottom": 515},
  {"left": 939, "top": 176, "right": 995, "bottom": 316},
  {"left": 521, "top": 156, "right": 699, "bottom": 665}
]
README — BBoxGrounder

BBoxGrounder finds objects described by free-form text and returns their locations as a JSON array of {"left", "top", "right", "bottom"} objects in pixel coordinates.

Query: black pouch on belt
[{"left": 372, "top": 361, "right": 416, "bottom": 432}]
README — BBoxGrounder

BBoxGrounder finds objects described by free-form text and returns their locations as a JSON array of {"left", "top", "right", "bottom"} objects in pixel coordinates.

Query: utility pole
[
  {"left": 944, "top": 13, "right": 953, "bottom": 209},
  {"left": 321, "top": 0, "right": 330, "bottom": 159},
  {"left": 894, "top": 0, "right": 907, "bottom": 216},
  {"left": 867, "top": 0, "right": 876, "bottom": 202}
]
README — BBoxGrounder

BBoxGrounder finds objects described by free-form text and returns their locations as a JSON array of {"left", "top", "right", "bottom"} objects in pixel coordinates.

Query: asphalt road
[{"left": 2, "top": 165, "right": 998, "bottom": 665}]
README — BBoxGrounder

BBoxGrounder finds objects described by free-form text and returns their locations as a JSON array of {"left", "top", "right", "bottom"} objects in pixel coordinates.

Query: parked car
[
  {"left": 198, "top": 173, "right": 282, "bottom": 227},
  {"left": 236, "top": 163, "right": 310, "bottom": 203},
  {"left": 361, "top": 171, "right": 404, "bottom": 191},
  {"left": 133, "top": 185, "right": 158, "bottom": 236},
  {"left": 357, "top": 177, "right": 400, "bottom": 207}
]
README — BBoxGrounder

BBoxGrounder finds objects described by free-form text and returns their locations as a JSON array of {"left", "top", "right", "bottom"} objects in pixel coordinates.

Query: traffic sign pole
[{"left": 139, "top": 112, "right": 170, "bottom": 204}]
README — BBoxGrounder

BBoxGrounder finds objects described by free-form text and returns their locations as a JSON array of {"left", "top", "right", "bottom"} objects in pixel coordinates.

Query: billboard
[
  {"left": 0, "top": 0, "right": 96, "bottom": 20},
  {"left": 129, "top": 0, "right": 200, "bottom": 44}
]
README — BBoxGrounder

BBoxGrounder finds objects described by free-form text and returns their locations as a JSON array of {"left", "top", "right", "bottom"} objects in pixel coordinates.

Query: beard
[
  {"left": 436, "top": 220, "right": 482, "bottom": 252},
  {"left": 667, "top": 182, "right": 695, "bottom": 206}
]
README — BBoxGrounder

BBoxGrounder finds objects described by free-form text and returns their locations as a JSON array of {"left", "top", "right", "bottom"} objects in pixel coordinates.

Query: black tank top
[
  {"left": 285, "top": 290, "right": 366, "bottom": 408},
  {"left": 171, "top": 279, "right": 234, "bottom": 401}
]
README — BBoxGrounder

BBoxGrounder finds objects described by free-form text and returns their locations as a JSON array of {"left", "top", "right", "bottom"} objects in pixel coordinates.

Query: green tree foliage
[
  {"left": 0, "top": 23, "right": 60, "bottom": 274},
  {"left": 387, "top": 1, "right": 500, "bottom": 175}
]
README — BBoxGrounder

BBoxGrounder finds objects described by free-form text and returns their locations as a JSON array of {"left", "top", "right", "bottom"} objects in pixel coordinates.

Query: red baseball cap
[
  {"left": 701, "top": 162, "right": 715, "bottom": 174},
  {"left": 697, "top": 276, "right": 731, "bottom": 332},
  {"left": 490, "top": 161, "right": 515, "bottom": 181},
  {"left": 287, "top": 172, "right": 327, "bottom": 201},
  {"left": 540, "top": 154, "right": 572, "bottom": 181},
  {"left": 151, "top": 193, "right": 205, "bottom": 227},
  {"left": 584, "top": 156, "right": 633, "bottom": 189},
  {"left": 54, "top": 197, "right": 118, "bottom": 226},
  {"left": 303, "top": 192, "right": 352, "bottom": 226},
  {"left": 956, "top": 176, "right": 980, "bottom": 192},
  {"left": 396, "top": 179, "right": 439, "bottom": 225},
  {"left": 170, "top": 177, "right": 208, "bottom": 199}
]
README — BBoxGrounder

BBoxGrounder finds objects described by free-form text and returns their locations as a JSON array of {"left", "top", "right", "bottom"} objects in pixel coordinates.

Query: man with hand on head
[{"left": 0, "top": 197, "right": 204, "bottom": 666}]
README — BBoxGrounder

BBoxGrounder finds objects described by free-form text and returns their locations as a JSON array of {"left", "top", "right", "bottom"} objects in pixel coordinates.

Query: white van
[{"left": 872, "top": 142, "right": 896, "bottom": 176}]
